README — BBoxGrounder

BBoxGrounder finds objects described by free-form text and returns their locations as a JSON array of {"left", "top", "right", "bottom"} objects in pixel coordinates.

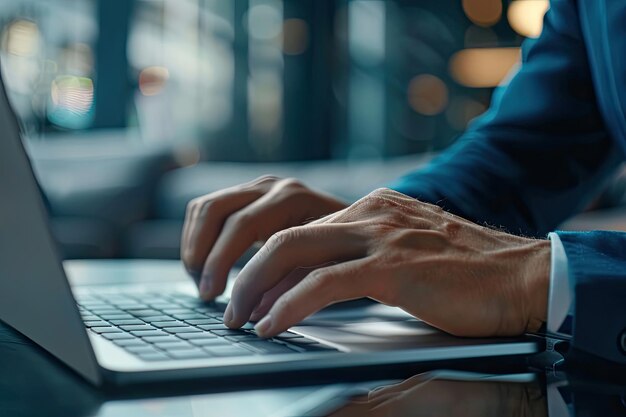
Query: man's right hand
[{"left": 181, "top": 176, "right": 347, "bottom": 301}]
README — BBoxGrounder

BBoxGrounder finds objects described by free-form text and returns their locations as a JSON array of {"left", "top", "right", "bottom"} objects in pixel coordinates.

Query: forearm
[
  {"left": 389, "top": 0, "right": 621, "bottom": 237},
  {"left": 389, "top": 130, "right": 620, "bottom": 237}
]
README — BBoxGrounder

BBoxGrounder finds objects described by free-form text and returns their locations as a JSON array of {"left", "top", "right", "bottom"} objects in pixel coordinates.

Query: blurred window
[
  {"left": 0, "top": 0, "right": 97, "bottom": 135},
  {"left": 0, "top": 0, "right": 548, "bottom": 161}
]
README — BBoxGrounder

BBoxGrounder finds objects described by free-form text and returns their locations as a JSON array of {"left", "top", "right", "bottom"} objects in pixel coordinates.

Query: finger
[
  {"left": 252, "top": 258, "right": 373, "bottom": 338},
  {"left": 181, "top": 199, "right": 206, "bottom": 278},
  {"left": 249, "top": 267, "right": 312, "bottom": 321},
  {"left": 225, "top": 223, "right": 369, "bottom": 327},
  {"left": 183, "top": 191, "right": 260, "bottom": 277},
  {"left": 198, "top": 183, "right": 324, "bottom": 299},
  {"left": 181, "top": 188, "right": 263, "bottom": 277}
]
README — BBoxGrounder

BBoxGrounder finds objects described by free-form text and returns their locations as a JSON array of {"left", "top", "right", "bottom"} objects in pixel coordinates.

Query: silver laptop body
[{"left": 0, "top": 67, "right": 540, "bottom": 386}]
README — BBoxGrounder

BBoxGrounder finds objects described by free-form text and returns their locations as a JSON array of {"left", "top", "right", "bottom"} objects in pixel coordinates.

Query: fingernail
[
  {"left": 254, "top": 315, "right": 273, "bottom": 337},
  {"left": 223, "top": 303, "right": 234, "bottom": 326}
]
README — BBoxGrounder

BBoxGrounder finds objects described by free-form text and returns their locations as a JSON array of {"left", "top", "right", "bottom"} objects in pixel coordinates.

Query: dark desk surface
[{"left": 2, "top": 261, "right": 625, "bottom": 417}]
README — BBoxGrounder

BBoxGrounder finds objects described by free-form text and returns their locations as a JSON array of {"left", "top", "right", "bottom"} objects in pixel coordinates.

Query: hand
[
  {"left": 181, "top": 176, "right": 347, "bottom": 299},
  {"left": 224, "top": 188, "right": 551, "bottom": 338},
  {"left": 327, "top": 373, "right": 547, "bottom": 417}
]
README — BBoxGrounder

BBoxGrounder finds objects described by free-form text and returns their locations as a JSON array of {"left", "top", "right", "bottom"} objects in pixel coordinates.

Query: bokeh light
[
  {"left": 3, "top": 19, "right": 40, "bottom": 57},
  {"left": 49, "top": 75, "right": 95, "bottom": 129},
  {"left": 1, "top": 19, "right": 43, "bottom": 95},
  {"left": 247, "top": 4, "right": 283, "bottom": 41},
  {"left": 462, "top": 0, "right": 503, "bottom": 27},
  {"left": 282, "top": 18, "right": 309, "bottom": 56},
  {"left": 139, "top": 66, "right": 170, "bottom": 96},
  {"left": 407, "top": 74, "right": 449, "bottom": 116},
  {"left": 449, "top": 47, "right": 521, "bottom": 88},
  {"left": 508, "top": 0, "right": 550, "bottom": 38},
  {"left": 349, "top": 0, "right": 386, "bottom": 66}
]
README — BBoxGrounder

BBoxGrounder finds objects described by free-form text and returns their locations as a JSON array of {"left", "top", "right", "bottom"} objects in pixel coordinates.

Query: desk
[{"left": 1, "top": 261, "right": 625, "bottom": 417}]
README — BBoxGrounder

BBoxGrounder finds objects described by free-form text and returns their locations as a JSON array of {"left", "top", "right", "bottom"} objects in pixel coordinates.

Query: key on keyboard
[{"left": 77, "top": 292, "right": 339, "bottom": 361}]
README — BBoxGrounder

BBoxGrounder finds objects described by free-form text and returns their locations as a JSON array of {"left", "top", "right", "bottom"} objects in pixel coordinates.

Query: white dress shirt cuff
[{"left": 547, "top": 232, "right": 572, "bottom": 334}]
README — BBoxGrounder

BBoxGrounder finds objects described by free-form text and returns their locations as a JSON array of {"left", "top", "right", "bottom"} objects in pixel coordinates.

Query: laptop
[{"left": 0, "top": 66, "right": 541, "bottom": 386}]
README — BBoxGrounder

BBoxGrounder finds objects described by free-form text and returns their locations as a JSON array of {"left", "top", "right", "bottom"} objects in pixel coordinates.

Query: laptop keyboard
[{"left": 76, "top": 292, "right": 338, "bottom": 362}]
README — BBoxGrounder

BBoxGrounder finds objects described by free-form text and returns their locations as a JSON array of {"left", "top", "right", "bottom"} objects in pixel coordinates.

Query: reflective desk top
[{"left": 2, "top": 261, "right": 625, "bottom": 417}]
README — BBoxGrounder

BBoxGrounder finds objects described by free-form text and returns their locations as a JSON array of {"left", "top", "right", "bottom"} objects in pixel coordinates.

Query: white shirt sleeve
[{"left": 547, "top": 232, "right": 572, "bottom": 333}]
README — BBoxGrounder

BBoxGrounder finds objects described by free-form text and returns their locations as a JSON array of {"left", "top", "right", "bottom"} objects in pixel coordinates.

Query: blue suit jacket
[{"left": 390, "top": 0, "right": 626, "bottom": 365}]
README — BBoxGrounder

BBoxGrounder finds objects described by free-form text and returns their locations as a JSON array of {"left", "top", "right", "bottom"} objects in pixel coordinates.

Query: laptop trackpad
[{"left": 292, "top": 303, "right": 492, "bottom": 353}]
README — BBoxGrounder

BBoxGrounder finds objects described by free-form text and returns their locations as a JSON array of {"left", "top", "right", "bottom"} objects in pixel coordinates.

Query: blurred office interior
[{"left": 2, "top": 0, "right": 622, "bottom": 261}]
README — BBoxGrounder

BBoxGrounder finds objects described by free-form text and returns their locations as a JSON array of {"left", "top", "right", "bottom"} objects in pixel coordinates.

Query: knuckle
[
  {"left": 370, "top": 187, "right": 391, "bottom": 197},
  {"left": 266, "top": 228, "right": 299, "bottom": 251},
  {"left": 362, "top": 189, "right": 395, "bottom": 209},
  {"left": 202, "top": 194, "right": 241, "bottom": 220},
  {"left": 442, "top": 219, "right": 462, "bottom": 236},
  {"left": 223, "top": 210, "right": 252, "bottom": 231},
  {"left": 368, "top": 188, "right": 410, "bottom": 205},
  {"left": 354, "top": 195, "right": 381, "bottom": 212},
  {"left": 261, "top": 229, "right": 295, "bottom": 254},
  {"left": 185, "top": 197, "right": 204, "bottom": 217},
  {"left": 253, "top": 175, "right": 280, "bottom": 185},
  {"left": 197, "top": 199, "right": 219, "bottom": 217},
  {"left": 185, "top": 199, "right": 197, "bottom": 215},
  {"left": 369, "top": 187, "right": 403, "bottom": 201},
  {"left": 274, "top": 178, "right": 307, "bottom": 196},
  {"left": 279, "top": 177, "right": 305, "bottom": 189},
  {"left": 308, "top": 269, "right": 332, "bottom": 287}
]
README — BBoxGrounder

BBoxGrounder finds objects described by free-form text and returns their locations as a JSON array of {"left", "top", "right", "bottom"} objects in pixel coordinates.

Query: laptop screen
[{"left": 0, "top": 66, "right": 101, "bottom": 384}]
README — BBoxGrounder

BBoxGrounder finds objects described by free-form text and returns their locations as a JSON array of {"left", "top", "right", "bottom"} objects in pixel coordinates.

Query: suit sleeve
[
  {"left": 556, "top": 231, "right": 626, "bottom": 365},
  {"left": 389, "top": 0, "right": 622, "bottom": 237}
]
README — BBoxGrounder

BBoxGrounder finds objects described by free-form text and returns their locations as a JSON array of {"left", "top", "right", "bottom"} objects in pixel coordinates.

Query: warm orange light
[
  {"left": 4, "top": 19, "right": 40, "bottom": 57},
  {"left": 139, "top": 66, "right": 170, "bottom": 96},
  {"left": 407, "top": 74, "right": 449, "bottom": 116},
  {"left": 282, "top": 19, "right": 309, "bottom": 56},
  {"left": 462, "top": 0, "right": 502, "bottom": 27},
  {"left": 507, "top": 0, "right": 549, "bottom": 38},
  {"left": 449, "top": 47, "right": 521, "bottom": 88}
]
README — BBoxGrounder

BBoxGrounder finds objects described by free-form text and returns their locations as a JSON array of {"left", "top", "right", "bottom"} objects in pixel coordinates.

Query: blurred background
[{"left": 3, "top": 0, "right": 620, "bottom": 261}]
